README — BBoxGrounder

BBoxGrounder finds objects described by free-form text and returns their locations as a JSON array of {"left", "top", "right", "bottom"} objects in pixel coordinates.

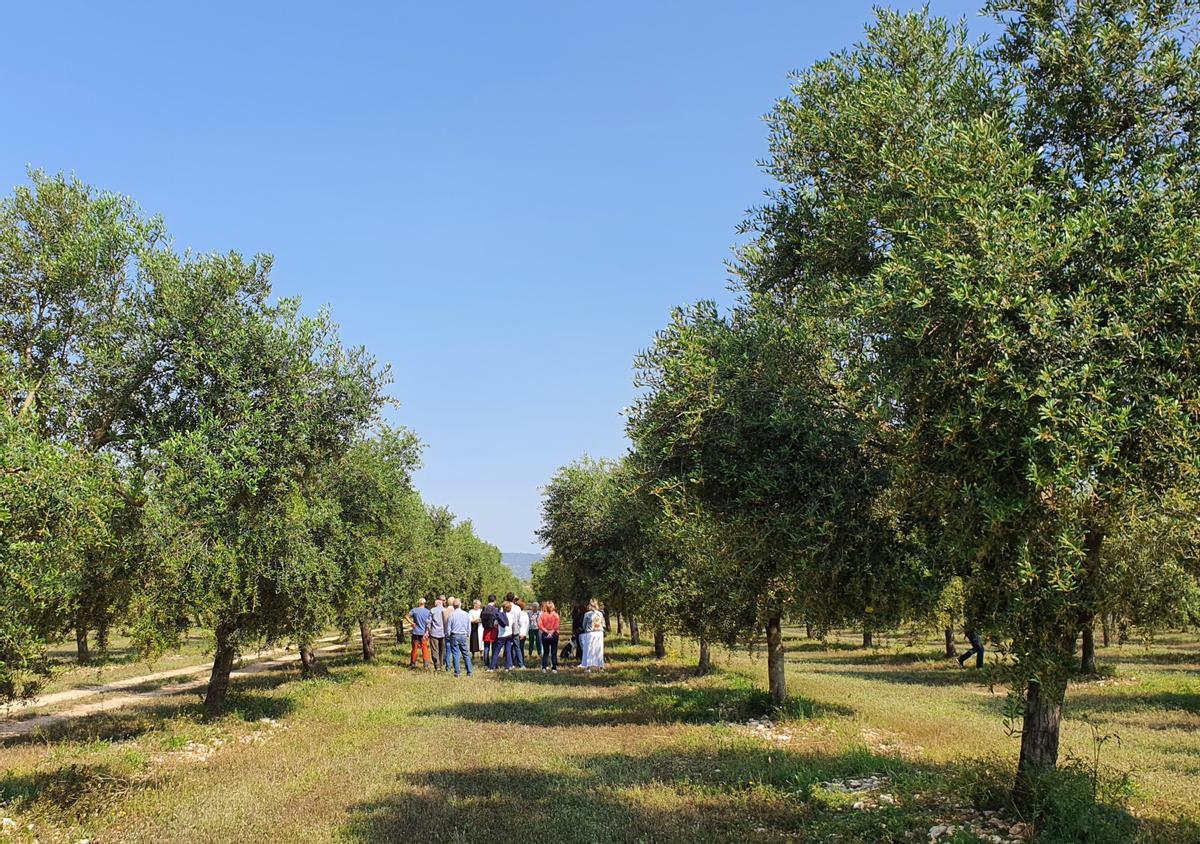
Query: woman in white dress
[
  {"left": 581, "top": 598, "right": 605, "bottom": 671},
  {"left": 469, "top": 599, "right": 483, "bottom": 656}
]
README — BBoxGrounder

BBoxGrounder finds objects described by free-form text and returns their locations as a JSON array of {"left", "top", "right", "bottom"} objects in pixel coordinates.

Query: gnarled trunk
[
  {"left": 359, "top": 618, "right": 375, "bottom": 662},
  {"left": 653, "top": 628, "right": 666, "bottom": 659},
  {"left": 766, "top": 616, "right": 785, "bottom": 704},
  {"left": 944, "top": 626, "right": 956, "bottom": 658},
  {"left": 805, "top": 621, "right": 813, "bottom": 639},
  {"left": 299, "top": 642, "right": 325, "bottom": 677},
  {"left": 862, "top": 628, "right": 873, "bottom": 649},
  {"left": 204, "top": 625, "right": 237, "bottom": 719},
  {"left": 616, "top": 615, "right": 623, "bottom": 635},
  {"left": 95, "top": 618, "right": 110, "bottom": 652},
  {"left": 629, "top": 615, "right": 640, "bottom": 645},
  {"left": 393, "top": 618, "right": 404, "bottom": 648},
  {"left": 75, "top": 624, "right": 90, "bottom": 664},
  {"left": 696, "top": 636, "right": 712, "bottom": 676},
  {"left": 1014, "top": 674, "right": 1068, "bottom": 807},
  {"left": 1080, "top": 620, "right": 1097, "bottom": 674}
]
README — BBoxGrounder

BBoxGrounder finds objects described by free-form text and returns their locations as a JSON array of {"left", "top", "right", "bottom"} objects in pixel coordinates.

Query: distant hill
[{"left": 502, "top": 552, "right": 544, "bottom": 581}]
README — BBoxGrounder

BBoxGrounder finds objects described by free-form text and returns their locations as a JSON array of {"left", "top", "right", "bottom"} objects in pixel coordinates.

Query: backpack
[{"left": 480, "top": 605, "right": 499, "bottom": 630}]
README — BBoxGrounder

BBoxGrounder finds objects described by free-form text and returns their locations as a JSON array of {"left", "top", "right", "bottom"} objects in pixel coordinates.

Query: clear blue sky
[{"left": 2, "top": 1, "right": 984, "bottom": 553}]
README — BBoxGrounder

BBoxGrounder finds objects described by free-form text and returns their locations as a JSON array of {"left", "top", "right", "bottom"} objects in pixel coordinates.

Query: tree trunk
[
  {"left": 1080, "top": 621, "right": 1097, "bottom": 674},
  {"left": 359, "top": 618, "right": 376, "bottom": 662},
  {"left": 204, "top": 626, "right": 237, "bottom": 719},
  {"left": 766, "top": 616, "right": 785, "bottom": 705},
  {"left": 299, "top": 642, "right": 325, "bottom": 678},
  {"left": 95, "top": 618, "right": 110, "bottom": 652},
  {"left": 603, "top": 609, "right": 611, "bottom": 632},
  {"left": 696, "top": 637, "right": 712, "bottom": 676},
  {"left": 653, "top": 628, "right": 666, "bottom": 659},
  {"left": 805, "top": 622, "right": 813, "bottom": 639},
  {"left": 393, "top": 618, "right": 404, "bottom": 648},
  {"left": 1101, "top": 613, "right": 1112, "bottom": 647},
  {"left": 616, "top": 615, "right": 623, "bottom": 635},
  {"left": 75, "top": 625, "right": 90, "bottom": 664},
  {"left": 862, "top": 628, "right": 873, "bottom": 649},
  {"left": 1014, "top": 675, "right": 1068, "bottom": 807},
  {"left": 944, "top": 626, "right": 956, "bottom": 657},
  {"left": 629, "top": 615, "right": 640, "bottom": 645}
]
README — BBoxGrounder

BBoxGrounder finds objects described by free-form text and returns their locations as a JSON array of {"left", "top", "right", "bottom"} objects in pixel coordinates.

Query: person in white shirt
[
  {"left": 469, "top": 599, "right": 483, "bottom": 656},
  {"left": 498, "top": 599, "right": 517, "bottom": 670},
  {"left": 581, "top": 598, "right": 605, "bottom": 671},
  {"left": 513, "top": 599, "right": 530, "bottom": 668}
]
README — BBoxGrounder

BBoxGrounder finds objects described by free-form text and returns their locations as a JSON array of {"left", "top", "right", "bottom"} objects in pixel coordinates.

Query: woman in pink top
[{"left": 538, "top": 600, "right": 561, "bottom": 672}]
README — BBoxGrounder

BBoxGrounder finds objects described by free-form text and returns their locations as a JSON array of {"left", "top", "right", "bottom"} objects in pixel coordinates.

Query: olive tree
[{"left": 738, "top": 2, "right": 1200, "bottom": 795}]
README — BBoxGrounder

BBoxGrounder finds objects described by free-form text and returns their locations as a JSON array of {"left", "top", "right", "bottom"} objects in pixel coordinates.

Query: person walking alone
[
  {"left": 428, "top": 596, "right": 447, "bottom": 671},
  {"left": 581, "top": 599, "right": 605, "bottom": 672},
  {"left": 407, "top": 598, "right": 432, "bottom": 669},
  {"left": 538, "top": 601, "right": 560, "bottom": 672},
  {"left": 958, "top": 623, "right": 985, "bottom": 669},
  {"left": 446, "top": 598, "right": 473, "bottom": 678}
]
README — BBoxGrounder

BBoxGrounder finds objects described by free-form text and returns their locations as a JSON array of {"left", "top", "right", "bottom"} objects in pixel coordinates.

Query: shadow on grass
[
  {"left": 415, "top": 675, "right": 853, "bottom": 727},
  {"left": 1, "top": 650, "right": 369, "bottom": 747},
  {"left": 818, "top": 665, "right": 1003, "bottom": 690},
  {"left": 341, "top": 744, "right": 1200, "bottom": 844},
  {"left": 0, "top": 760, "right": 153, "bottom": 819},
  {"left": 1068, "top": 689, "right": 1200, "bottom": 718},
  {"left": 341, "top": 746, "right": 941, "bottom": 844}
]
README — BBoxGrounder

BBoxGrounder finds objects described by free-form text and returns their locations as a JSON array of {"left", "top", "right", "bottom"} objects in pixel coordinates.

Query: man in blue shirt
[
  {"left": 407, "top": 598, "right": 432, "bottom": 669},
  {"left": 446, "top": 597, "right": 474, "bottom": 677},
  {"left": 428, "top": 596, "right": 447, "bottom": 671}
]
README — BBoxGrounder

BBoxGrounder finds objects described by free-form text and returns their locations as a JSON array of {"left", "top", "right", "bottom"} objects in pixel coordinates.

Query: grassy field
[{"left": 0, "top": 629, "right": 1196, "bottom": 843}]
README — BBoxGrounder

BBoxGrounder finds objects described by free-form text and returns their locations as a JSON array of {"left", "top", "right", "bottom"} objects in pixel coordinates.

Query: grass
[
  {"left": 29, "top": 630, "right": 215, "bottom": 698},
  {"left": 0, "top": 630, "right": 1197, "bottom": 843}
]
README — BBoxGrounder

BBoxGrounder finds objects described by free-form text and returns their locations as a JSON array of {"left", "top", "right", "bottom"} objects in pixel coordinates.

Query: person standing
[
  {"left": 513, "top": 599, "right": 529, "bottom": 668},
  {"left": 571, "top": 602, "right": 586, "bottom": 662},
  {"left": 428, "top": 596, "right": 447, "bottom": 672},
  {"left": 527, "top": 601, "right": 542, "bottom": 663},
  {"left": 481, "top": 596, "right": 500, "bottom": 669},
  {"left": 447, "top": 598, "right": 473, "bottom": 677},
  {"left": 469, "top": 599, "right": 483, "bottom": 658},
  {"left": 407, "top": 598, "right": 432, "bottom": 669},
  {"left": 538, "top": 600, "right": 560, "bottom": 672},
  {"left": 581, "top": 599, "right": 605, "bottom": 672},
  {"left": 493, "top": 600, "right": 515, "bottom": 671}
]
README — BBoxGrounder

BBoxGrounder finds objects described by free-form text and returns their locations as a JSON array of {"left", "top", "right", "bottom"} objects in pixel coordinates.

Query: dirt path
[{"left": 0, "top": 632, "right": 386, "bottom": 742}]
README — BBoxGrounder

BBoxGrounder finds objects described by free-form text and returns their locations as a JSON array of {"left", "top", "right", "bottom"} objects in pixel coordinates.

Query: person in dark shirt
[{"left": 571, "top": 602, "right": 586, "bottom": 662}]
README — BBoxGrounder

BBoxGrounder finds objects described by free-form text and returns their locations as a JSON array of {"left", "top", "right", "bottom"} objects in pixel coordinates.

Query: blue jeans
[
  {"left": 960, "top": 633, "right": 984, "bottom": 668},
  {"left": 491, "top": 637, "right": 512, "bottom": 670},
  {"left": 541, "top": 633, "right": 559, "bottom": 670},
  {"left": 449, "top": 634, "right": 472, "bottom": 676}
]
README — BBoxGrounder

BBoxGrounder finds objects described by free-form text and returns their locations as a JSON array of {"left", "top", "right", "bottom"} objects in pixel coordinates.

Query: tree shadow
[
  {"left": 0, "top": 760, "right": 155, "bottom": 820},
  {"left": 415, "top": 677, "right": 852, "bottom": 727},
  {"left": 340, "top": 743, "right": 1192, "bottom": 843},
  {"left": 339, "top": 746, "right": 943, "bottom": 843},
  {"left": 1, "top": 651, "right": 368, "bottom": 747},
  {"left": 817, "top": 665, "right": 1003, "bottom": 690},
  {"left": 1068, "top": 689, "right": 1200, "bottom": 718}
]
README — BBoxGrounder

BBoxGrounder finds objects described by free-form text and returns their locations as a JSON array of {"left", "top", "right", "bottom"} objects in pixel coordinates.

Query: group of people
[{"left": 406, "top": 594, "right": 608, "bottom": 678}]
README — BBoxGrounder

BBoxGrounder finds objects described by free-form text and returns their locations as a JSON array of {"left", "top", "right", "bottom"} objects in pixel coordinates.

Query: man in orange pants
[{"left": 408, "top": 597, "right": 432, "bottom": 668}]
